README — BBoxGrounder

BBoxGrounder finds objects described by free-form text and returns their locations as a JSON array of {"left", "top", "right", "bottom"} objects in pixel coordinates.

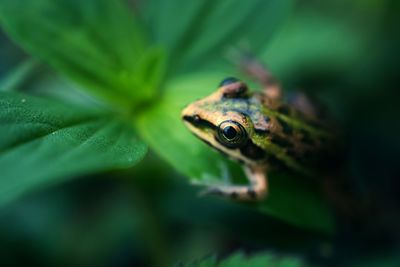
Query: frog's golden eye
[{"left": 217, "top": 120, "right": 248, "bottom": 148}]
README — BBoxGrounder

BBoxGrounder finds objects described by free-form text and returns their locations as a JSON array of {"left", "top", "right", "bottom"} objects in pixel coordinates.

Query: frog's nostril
[
  {"left": 183, "top": 114, "right": 200, "bottom": 124},
  {"left": 193, "top": 115, "right": 200, "bottom": 123}
]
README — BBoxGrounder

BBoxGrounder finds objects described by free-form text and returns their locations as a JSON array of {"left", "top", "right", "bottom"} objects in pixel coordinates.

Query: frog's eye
[{"left": 217, "top": 121, "right": 248, "bottom": 148}]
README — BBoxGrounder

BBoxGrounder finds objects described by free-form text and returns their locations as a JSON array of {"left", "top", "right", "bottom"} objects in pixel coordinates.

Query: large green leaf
[
  {"left": 0, "top": 92, "right": 147, "bottom": 206},
  {"left": 0, "top": 0, "right": 165, "bottom": 108},
  {"left": 135, "top": 74, "right": 334, "bottom": 233},
  {"left": 140, "top": 0, "right": 294, "bottom": 72}
]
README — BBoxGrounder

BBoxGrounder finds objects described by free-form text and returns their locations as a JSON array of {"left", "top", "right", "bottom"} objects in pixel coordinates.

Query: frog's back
[{"left": 254, "top": 92, "right": 338, "bottom": 177}]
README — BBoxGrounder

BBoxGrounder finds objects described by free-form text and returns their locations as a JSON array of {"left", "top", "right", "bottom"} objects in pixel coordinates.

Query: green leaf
[
  {"left": 0, "top": 0, "right": 164, "bottom": 108},
  {"left": 141, "top": 0, "right": 294, "bottom": 72},
  {"left": 182, "top": 251, "right": 310, "bottom": 267},
  {"left": 0, "top": 92, "right": 147, "bottom": 206},
  {"left": 135, "top": 73, "right": 334, "bottom": 233}
]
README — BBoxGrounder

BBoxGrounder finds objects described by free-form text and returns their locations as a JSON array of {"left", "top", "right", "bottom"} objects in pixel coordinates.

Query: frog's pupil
[
  {"left": 223, "top": 126, "right": 237, "bottom": 140},
  {"left": 219, "top": 77, "right": 239, "bottom": 87}
]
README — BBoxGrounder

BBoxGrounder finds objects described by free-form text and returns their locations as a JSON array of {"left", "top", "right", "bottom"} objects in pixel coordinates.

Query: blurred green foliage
[
  {"left": 0, "top": 0, "right": 399, "bottom": 266},
  {"left": 181, "top": 251, "right": 309, "bottom": 267}
]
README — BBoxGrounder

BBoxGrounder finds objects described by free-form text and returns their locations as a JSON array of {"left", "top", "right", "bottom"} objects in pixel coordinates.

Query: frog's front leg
[{"left": 202, "top": 166, "right": 268, "bottom": 201}]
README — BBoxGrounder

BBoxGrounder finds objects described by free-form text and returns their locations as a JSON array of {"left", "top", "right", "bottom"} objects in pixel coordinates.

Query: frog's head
[{"left": 181, "top": 77, "right": 268, "bottom": 166}]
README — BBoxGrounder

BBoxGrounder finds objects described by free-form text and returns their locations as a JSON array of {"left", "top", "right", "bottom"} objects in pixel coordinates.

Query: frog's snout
[
  {"left": 181, "top": 103, "right": 205, "bottom": 130},
  {"left": 181, "top": 102, "right": 197, "bottom": 120}
]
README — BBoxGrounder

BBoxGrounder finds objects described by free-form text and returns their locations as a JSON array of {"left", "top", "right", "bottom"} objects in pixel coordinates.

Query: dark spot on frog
[
  {"left": 277, "top": 117, "right": 293, "bottom": 135},
  {"left": 255, "top": 128, "right": 270, "bottom": 135},
  {"left": 267, "top": 154, "right": 286, "bottom": 170},
  {"left": 300, "top": 129, "right": 314, "bottom": 145},
  {"left": 253, "top": 116, "right": 271, "bottom": 134},
  {"left": 277, "top": 105, "right": 290, "bottom": 115},
  {"left": 240, "top": 139, "right": 265, "bottom": 160},
  {"left": 271, "top": 134, "right": 294, "bottom": 149},
  {"left": 247, "top": 189, "right": 257, "bottom": 199},
  {"left": 286, "top": 147, "right": 312, "bottom": 166},
  {"left": 230, "top": 192, "right": 239, "bottom": 199}
]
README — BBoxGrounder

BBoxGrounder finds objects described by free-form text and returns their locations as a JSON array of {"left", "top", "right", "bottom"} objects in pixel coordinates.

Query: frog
[{"left": 181, "top": 76, "right": 333, "bottom": 201}]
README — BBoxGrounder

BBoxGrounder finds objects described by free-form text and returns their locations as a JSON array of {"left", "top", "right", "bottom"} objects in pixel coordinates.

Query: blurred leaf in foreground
[
  {"left": 0, "top": 0, "right": 166, "bottom": 108},
  {"left": 0, "top": 92, "right": 147, "bottom": 206},
  {"left": 181, "top": 251, "right": 309, "bottom": 267},
  {"left": 262, "top": 11, "right": 364, "bottom": 82},
  {"left": 0, "top": 58, "right": 38, "bottom": 92},
  {"left": 140, "top": 0, "right": 294, "bottom": 72}
]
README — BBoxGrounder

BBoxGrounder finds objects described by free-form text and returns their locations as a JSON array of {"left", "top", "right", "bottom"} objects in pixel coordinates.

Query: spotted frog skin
[{"left": 181, "top": 77, "right": 331, "bottom": 201}]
